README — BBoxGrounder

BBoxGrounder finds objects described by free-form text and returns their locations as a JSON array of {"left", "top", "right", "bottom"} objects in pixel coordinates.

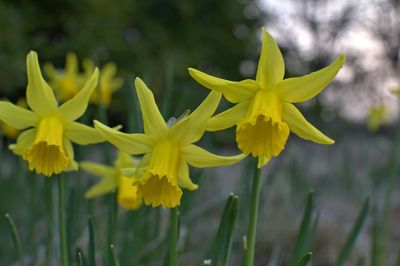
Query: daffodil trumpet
[
  {"left": 189, "top": 27, "right": 346, "bottom": 168},
  {"left": 95, "top": 77, "right": 246, "bottom": 208},
  {"left": 0, "top": 51, "right": 108, "bottom": 177}
]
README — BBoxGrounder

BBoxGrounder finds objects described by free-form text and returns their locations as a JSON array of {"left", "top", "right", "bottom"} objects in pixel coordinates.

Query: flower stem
[
  {"left": 57, "top": 174, "right": 69, "bottom": 266},
  {"left": 244, "top": 160, "right": 262, "bottom": 266},
  {"left": 169, "top": 207, "right": 179, "bottom": 266}
]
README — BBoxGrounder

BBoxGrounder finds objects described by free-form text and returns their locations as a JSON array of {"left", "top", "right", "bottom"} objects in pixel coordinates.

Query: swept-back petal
[
  {"left": 256, "top": 28, "right": 285, "bottom": 88},
  {"left": 207, "top": 100, "right": 250, "bottom": 131},
  {"left": 181, "top": 144, "right": 246, "bottom": 168},
  {"left": 170, "top": 91, "right": 221, "bottom": 144},
  {"left": 26, "top": 51, "right": 58, "bottom": 116},
  {"left": 94, "top": 120, "right": 155, "bottom": 155},
  {"left": 9, "top": 128, "right": 36, "bottom": 156},
  {"left": 58, "top": 68, "right": 99, "bottom": 121},
  {"left": 178, "top": 161, "right": 198, "bottom": 191},
  {"left": 85, "top": 176, "right": 116, "bottom": 198},
  {"left": 0, "top": 101, "right": 38, "bottom": 129},
  {"left": 134, "top": 78, "right": 168, "bottom": 137},
  {"left": 282, "top": 103, "right": 334, "bottom": 144},
  {"left": 276, "top": 55, "right": 346, "bottom": 103},
  {"left": 63, "top": 138, "right": 78, "bottom": 171},
  {"left": 64, "top": 121, "right": 107, "bottom": 145},
  {"left": 188, "top": 68, "right": 259, "bottom": 103},
  {"left": 80, "top": 161, "right": 115, "bottom": 177}
]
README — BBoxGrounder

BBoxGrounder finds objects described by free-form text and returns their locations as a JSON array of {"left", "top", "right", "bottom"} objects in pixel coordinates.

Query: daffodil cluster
[
  {"left": 0, "top": 27, "right": 345, "bottom": 209},
  {"left": 0, "top": 51, "right": 105, "bottom": 176}
]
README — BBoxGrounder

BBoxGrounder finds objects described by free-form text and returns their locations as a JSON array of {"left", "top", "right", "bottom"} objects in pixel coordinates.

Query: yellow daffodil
[
  {"left": 189, "top": 28, "right": 346, "bottom": 168},
  {"left": 0, "top": 98, "right": 27, "bottom": 139},
  {"left": 0, "top": 51, "right": 105, "bottom": 177},
  {"left": 81, "top": 150, "right": 141, "bottom": 210},
  {"left": 45, "top": 52, "right": 87, "bottom": 102},
  {"left": 94, "top": 78, "right": 246, "bottom": 208},
  {"left": 83, "top": 59, "right": 124, "bottom": 107},
  {"left": 367, "top": 104, "right": 388, "bottom": 132}
]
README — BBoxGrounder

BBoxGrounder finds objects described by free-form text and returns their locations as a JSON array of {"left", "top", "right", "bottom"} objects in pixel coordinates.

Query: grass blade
[
  {"left": 289, "top": 190, "right": 314, "bottom": 266},
  {"left": 335, "top": 198, "right": 369, "bottom": 266},
  {"left": 4, "top": 213, "right": 25, "bottom": 266},
  {"left": 206, "top": 193, "right": 239, "bottom": 266},
  {"left": 87, "top": 215, "right": 95, "bottom": 266},
  {"left": 110, "top": 244, "right": 120, "bottom": 266},
  {"left": 298, "top": 252, "right": 312, "bottom": 266}
]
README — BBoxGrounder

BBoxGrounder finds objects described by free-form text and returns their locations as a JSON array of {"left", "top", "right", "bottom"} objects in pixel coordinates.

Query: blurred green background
[{"left": 1, "top": 0, "right": 400, "bottom": 265}]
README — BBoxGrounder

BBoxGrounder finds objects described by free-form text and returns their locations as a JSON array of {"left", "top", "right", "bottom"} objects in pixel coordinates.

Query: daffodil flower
[
  {"left": 367, "top": 104, "right": 388, "bottom": 132},
  {"left": 95, "top": 78, "right": 246, "bottom": 208},
  {"left": 83, "top": 59, "right": 124, "bottom": 107},
  {"left": 0, "top": 51, "right": 105, "bottom": 177},
  {"left": 45, "top": 52, "right": 87, "bottom": 102},
  {"left": 81, "top": 150, "right": 141, "bottom": 210},
  {"left": 189, "top": 28, "right": 346, "bottom": 168}
]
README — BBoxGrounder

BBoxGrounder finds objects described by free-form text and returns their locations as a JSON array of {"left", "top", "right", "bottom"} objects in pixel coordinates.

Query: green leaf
[
  {"left": 335, "top": 198, "right": 370, "bottom": 266},
  {"left": 4, "top": 213, "right": 25, "bottom": 266},
  {"left": 289, "top": 190, "right": 314, "bottom": 266},
  {"left": 298, "top": 252, "right": 312, "bottom": 266},
  {"left": 110, "top": 244, "right": 120, "bottom": 266},
  {"left": 205, "top": 193, "right": 239, "bottom": 266},
  {"left": 87, "top": 215, "right": 95, "bottom": 266},
  {"left": 76, "top": 249, "right": 85, "bottom": 266}
]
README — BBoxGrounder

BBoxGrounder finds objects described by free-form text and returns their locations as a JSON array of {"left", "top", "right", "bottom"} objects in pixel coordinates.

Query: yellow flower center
[
  {"left": 117, "top": 175, "right": 141, "bottom": 210},
  {"left": 24, "top": 116, "right": 69, "bottom": 177},
  {"left": 136, "top": 141, "right": 183, "bottom": 208},
  {"left": 236, "top": 90, "right": 289, "bottom": 160}
]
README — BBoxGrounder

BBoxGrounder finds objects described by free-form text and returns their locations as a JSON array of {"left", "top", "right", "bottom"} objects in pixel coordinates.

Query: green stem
[
  {"left": 245, "top": 160, "right": 262, "bottom": 266},
  {"left": 5, "top": 213, "right": 25, "bottom": 266},
  {"left": 107, "top": 191, "right": 118, "bottom": 265},
  {"left": 169, "top": 207, "right": 179, "bottom": 266},
  {"left": 378, "top": 122, "right": 400, "bottom": 265},
  {"left": 58, "top": 174, "right": 69, "bottom": 266}
]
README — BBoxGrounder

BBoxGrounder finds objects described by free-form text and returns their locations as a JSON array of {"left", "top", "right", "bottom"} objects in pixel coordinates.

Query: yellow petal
[
  {"left": 120, "top": 167, "right": 138, "bottom": 177},
  {"left": 178, "top": 161, "right": 198, "bottom": 191},
  {"left": 114, "top": 151, "right": 136, "bottom": 169},
  {"left": 9, "top": 128, "right": 36, "bottom": 156},
  {"left": 0, "top": 101, "right": 38, "bottom": 129},
  {"left": 256, "top": 28, "right": 285, "bottom": 88},
  {"left": 58, "top": 68, "right": 99, "bottom": 121},
  {"left": 282, "top": 103, "right": 334, "bottom": 144},
  {"left": 188, "top": 68, "right": 259, "bottom": 103},
  {"left": 65, "top": 52, "right": 78, "bottom": 75},
  {"left": 63, "top": 138, "right": 78, "bottom": 171},
  {"left": 181, "top": 144, "right": 246, "bottom": 168},
  {"left": 80, "top": 161, "right": 115, "bottom": 177},
  {"left": 94, "top": 120, "right": 155, "bottom": 154},
  {"left": 257, "top": 156, "right": 270, "bottom": 168},
  {"left": 207, "top": 101, "right": 250, "bottom": 132},
  {"left": 276, "top": 55, "right": 346, "bottom": 103},
  {"left": 85, "top": 175, "right": 117, "bottom": 198},
  {"left": 64, "top": 121, "right": 107, "bottom": 145},
  {"left": 26, "top": 51, "right": 58, "bottom": 116},
  {"left": 134, "top": 77, "right": 168, "bottom": 137},
  {"left": 117, "top": 175, "right": 141, "bottom": 210},
  {"left": 170, "top": 91, "right": 221, "bottom": 144}
]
